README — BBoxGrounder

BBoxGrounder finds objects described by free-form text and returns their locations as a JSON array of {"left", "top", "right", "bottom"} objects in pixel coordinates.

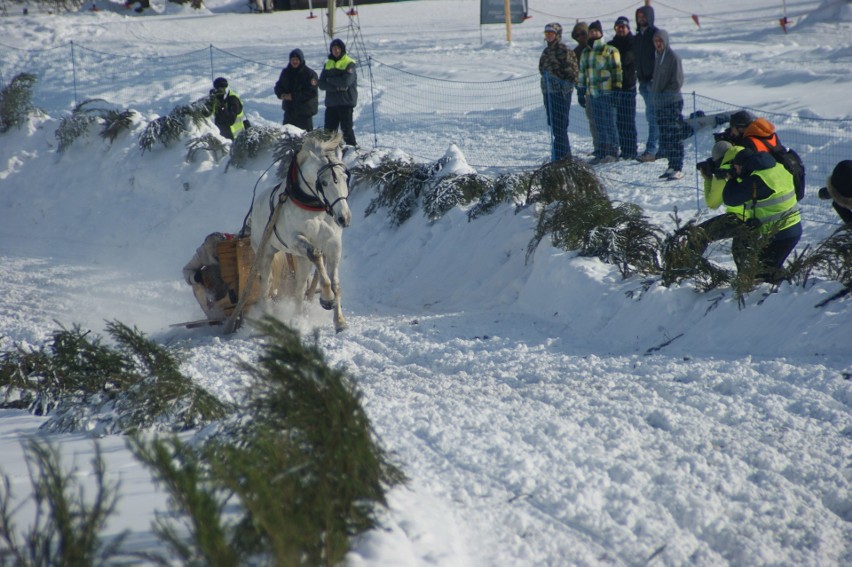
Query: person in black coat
[
  {"left": 274, "top": 48, "right": 319, "bottom": 132},
  {"left": 608, "top": 16, "right": 638, "bottom": 160},
  {"left": 634, "top": 5, "right": 659, "bottom": 160},
  {"left": 819, "top": 160, "right": 852, "bottom": 225}
]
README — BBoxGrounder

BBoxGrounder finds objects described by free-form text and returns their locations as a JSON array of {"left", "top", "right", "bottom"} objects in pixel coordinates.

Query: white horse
[{"left": 249, "top": 130, "right": 352, "bottom": 332}]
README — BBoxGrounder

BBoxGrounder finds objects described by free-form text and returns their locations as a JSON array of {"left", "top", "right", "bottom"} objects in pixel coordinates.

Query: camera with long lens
[
  {"left": 696, "top": 158, "right": 716, "bottom": 177},
  {"left": 712, "top": 127, "right": 737, "bottom": 144}
]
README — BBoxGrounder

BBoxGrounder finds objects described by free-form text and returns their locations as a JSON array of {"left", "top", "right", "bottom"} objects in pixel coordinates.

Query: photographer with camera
[
  {"left": 818, "top": 160, "right": 852, "bottom": 225},
  {"left": 208, "top": 77, "right": 248, "bottom": 140},
  {"left": 718, "top": 148, "right": 802, "bottom": 283},
  {"left": 686, "top": 141, "right": 749, "bottom": 266}
]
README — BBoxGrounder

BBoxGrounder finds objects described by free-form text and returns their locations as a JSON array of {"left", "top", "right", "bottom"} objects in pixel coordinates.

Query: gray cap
[{"left": 711, "top": 141, "right": 733, "bottom": 163}]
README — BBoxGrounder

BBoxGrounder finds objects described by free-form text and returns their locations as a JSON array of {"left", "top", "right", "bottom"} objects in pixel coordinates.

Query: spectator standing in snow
[
  {"left": 722, "top": 148, "right": 802, "bottom": 283},
  {"left": 608, "top": 16, "right": 638, "bottom": 161},
  {"left": 635, "top": 5, "right": 659, "bottom": 162},
  {"left": 818, "top": 160, "right": 852, "bottom": 224},
  {"left": 209, "top": 77, "right": 248, "bottom": 141},
  {"left": 274, "top": 48, "right": 319, "bottom": 132},
  {"left": 571, "top": 21, "right": 598, "bottom": 154},
  {"left": 254, "top": 0, "right": 273, "bottom": 13},
  {"left": 539, "top": 22, "right": 579, "bottom": 161},
  {"left": 318, "top": 38, "right": 358, "bottom": 147},
  {"left": 578, "top": 20, "right": 622, "bottom": 164},
  {"left": 651, "top": 29, "right": 684, "bottom": 180}
]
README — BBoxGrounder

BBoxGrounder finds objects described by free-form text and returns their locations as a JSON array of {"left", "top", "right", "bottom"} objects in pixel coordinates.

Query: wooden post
[
  {"left": 504, "top": 0, "right": 512, "bottom": 43},
  {"left": 327, "top": 0, "right": 336, "bottom": 39}
]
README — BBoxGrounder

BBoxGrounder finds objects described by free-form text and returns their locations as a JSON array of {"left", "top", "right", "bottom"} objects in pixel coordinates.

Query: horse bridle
[{"left": 294, "top": 154, "right": 350, "bottom": 217}]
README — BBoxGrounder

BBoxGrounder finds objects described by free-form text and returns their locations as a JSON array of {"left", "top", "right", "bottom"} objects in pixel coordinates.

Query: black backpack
[{"left": 772, "top": 146, "right": 806, "bottom": 201}]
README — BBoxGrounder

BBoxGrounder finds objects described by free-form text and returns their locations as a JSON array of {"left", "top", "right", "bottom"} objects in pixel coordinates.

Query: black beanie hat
[
  {"left": 589, "top": 20, "right": 603, "bottom": 33},
  {"left": 828, "top": 160, "right": 852, "bottom": 203},
  {"left": 730, "top": 110, "right": 756, "bottom": 128},
  {"left": 213, "top": 77, "right": 228, "bottom": 90}
]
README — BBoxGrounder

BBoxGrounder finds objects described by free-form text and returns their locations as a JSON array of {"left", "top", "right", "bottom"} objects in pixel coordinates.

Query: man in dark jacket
[
  {"left": 819, "top": 160, "right": 852, "bottom": 225},
  {"left": 608, "top": 16, "right": 638, "bottom": 160},
  {"left": 651, "top": 29, "right": 685, "bottom": 180},
  {"left": 634, "top": 5, "right": 658, "bottom": 161},
  {"left": 318, "top": 38, "right": 358, "bottom": 147},
  {"left": 723, "top": 148, "right": 802, "bottom": 283},
  {"left": 571, "top": 22, "right": 597, "bottom": 155},
  {"left": 539, "top": 22, "right": 579, "bottom": 161},
  {"left": 274, "top": 48, "right": 319, "bottom": 132}
]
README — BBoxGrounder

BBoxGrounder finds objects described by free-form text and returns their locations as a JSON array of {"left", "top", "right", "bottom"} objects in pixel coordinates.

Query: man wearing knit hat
[
  {"left": 539, "top": 22, "right": 579, "bottom": 161},
  {"left": 635, "top": 4, "right": 659, "bottom": 161},
  {"left": 819, "top": 160, "right": 852, "bottom": 224},
  {"left": 608, "top": 16, "right": 638, "bottom": 160},
  {"left": 571, "top": 21, "right": 598, "bottom": 153},
  {"left": 578, "top": 20, "right": 622, "bottom": 164}
]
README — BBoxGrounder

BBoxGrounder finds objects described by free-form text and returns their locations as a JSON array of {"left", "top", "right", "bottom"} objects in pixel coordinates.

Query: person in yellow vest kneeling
[{"left": 722, "top": 147, "right": 802, "bottom": 284}]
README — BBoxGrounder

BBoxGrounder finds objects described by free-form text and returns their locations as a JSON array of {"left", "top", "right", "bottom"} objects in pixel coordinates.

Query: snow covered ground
[{"left": 1, "top": 1, "right": 850, "bottom": 565}]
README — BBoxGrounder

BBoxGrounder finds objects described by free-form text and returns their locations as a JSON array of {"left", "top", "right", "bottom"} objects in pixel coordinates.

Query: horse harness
[{"left": 266, "top": 152, "right": 350, "bottom": 248}]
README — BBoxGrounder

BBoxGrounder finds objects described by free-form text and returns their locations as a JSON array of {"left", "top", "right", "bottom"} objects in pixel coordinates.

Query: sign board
[{"left": 480, "top": 0, "right": 526, "bottom": 25}]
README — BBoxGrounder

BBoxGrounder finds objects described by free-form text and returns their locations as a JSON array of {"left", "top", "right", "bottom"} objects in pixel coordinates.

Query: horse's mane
[{"left": 301, "top": 130, "right": 344, "bottom": 158}]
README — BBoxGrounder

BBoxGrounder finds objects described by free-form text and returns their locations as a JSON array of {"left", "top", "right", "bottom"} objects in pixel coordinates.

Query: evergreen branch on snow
[
  {"left": 139, "top": 96, "right": 211, "bottom": 153},
  {"left": 0, "top": 321, "right": 230, "bottom": 434},
  {"left": 227, "top": 124, "right": 284, "bottom": 170},
  {"left": 0, "top": 438, "right": 131, "bottom": 566},
  {"left": 0, "top": 72, "right": 37, "bottom": 134},
  {"left": 467, "top": 171, "right": 529, "bottom": 220},
  {"left": 130, "top": 316, "right": 406, "bottom": 566},
  {"left": 55, "top": 99, "right": 135, "bottom": 152},
  {"left": 185, "top": 133, "right": 229, "bottom": 163}
]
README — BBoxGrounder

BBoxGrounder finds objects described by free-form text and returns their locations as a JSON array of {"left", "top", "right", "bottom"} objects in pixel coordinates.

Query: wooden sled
[{"left": 173, "top": 237, "right": 262, "bottom": 330}]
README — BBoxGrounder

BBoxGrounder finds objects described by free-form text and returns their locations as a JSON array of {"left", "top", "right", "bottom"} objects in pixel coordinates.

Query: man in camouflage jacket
[{"left": 539, "top": 22, "right": 579, "bottom": 161}]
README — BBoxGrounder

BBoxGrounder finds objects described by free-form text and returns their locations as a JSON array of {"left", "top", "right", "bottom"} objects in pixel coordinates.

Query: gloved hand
[{"left": 577, "top": 89, "right": 586, "bottom": 108}]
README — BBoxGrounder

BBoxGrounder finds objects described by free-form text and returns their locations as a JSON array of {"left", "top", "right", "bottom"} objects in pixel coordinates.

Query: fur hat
[
  {"left": 544, "top": 22, "right": 561, "bottom": 34},
  {"left": 330, "top": 38, "right": 346, "bottom": 55},
  {"left": 589, "top": 20, "right": 603, "bottom": 34},
  {"left": 826, "top": 160, "right": 852, "bottom": 209},
  {"left": 614, "top": 16, "right": 630, "bottom": 28},
  {"left": 571, "top": 22, "right": 589, "bottom": 40},
  {"left": 730, "top": 110, "right": 756, "bottom": 128},
  {"left": 711, "top": 141, "right": 733, "bottom": 164}
]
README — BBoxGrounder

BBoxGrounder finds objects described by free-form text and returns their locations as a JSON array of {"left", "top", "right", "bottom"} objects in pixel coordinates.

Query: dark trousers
[
  {"left": 544, "top": 91, "right": 572, "bottom": 160},
  {"left": 693, "top": 213, "right": 801, "bottom": 283},
  {"left": 613, "top": 89, "right": 638, "bottom": 160},
  {"left": 654, "top": 95, "right": 684, "bottom": 171},
  {"left": 324, "top": 106, "right": 356, "bottom": 146},
  {"left": 285, "top": 113, "right": 313, "bottom": 132}
]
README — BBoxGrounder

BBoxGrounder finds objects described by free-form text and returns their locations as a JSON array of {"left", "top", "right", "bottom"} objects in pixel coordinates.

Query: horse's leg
[
  {"left": 305, "top": 269, "right": 319, "bottom": 301},
  {"left": 253, "top": 245, "right": 273, "bottom": 301},
  {"left": 293, "top": 235, "right": 336, "bottom": 309},
  {"left": 291, "top": 256, "right": 312, "bottom": 308},
  {"left": 326, "top": 253, "right": 347, "bottom": 333},
  {"left": 269, "top": 251, "right": 287, "bottom": 299}
]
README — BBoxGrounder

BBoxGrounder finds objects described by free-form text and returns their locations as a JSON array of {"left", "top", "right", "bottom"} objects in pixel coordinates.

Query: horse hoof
[
  {"left": 335, "top": 322, "right": 348, "bottom": 333},
  {"left": 320, "top": 298, "right": 337, "bottom": 311}
]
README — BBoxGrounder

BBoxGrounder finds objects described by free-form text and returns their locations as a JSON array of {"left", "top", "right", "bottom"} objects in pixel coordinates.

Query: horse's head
[{"left": 298, "top": 131, "right": 351, "bottom": 228}]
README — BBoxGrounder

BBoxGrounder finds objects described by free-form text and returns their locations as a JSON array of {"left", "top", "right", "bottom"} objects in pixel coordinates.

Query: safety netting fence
[{"left": 2, "top": 41, "right": 849, "bottom": 225}]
